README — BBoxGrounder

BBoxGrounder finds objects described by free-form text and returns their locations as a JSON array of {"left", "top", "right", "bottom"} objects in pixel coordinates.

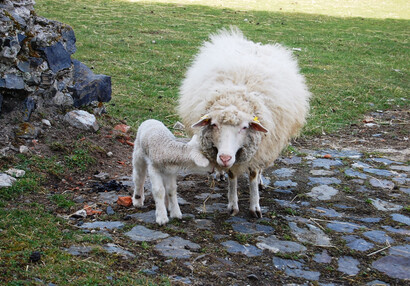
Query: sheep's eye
[
  {"left": 242, "top": 126, "right": 249, "bottom": 130},
  {"left": 211, "top": 123, "right": 218, "bottom": 129}
]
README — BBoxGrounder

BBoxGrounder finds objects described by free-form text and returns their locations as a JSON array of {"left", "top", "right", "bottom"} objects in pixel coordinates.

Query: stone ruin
[{"left": 0, "top": 0, "right": 112, "bottom": 153}]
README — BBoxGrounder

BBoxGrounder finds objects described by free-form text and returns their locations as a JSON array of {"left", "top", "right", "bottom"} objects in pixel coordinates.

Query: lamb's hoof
[
  {"left": 170, "top": 211, "right": 182, "bottom": 220},
  {"left": 156, "top": 216, "right": 169, "bottom": 226},
  {"left": 250, "top": 209, "right": 263, "bottom": 218},
  {"left": 132, "top": 198, "right": 144, "bottom": 208},
  {"left": 229, "top": 208, "right": 239, "bottom": 216}
]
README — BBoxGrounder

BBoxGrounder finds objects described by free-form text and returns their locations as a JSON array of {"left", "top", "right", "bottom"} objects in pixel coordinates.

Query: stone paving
[{"left": 64, "top": 148, "right": 409, "bottom": 285}]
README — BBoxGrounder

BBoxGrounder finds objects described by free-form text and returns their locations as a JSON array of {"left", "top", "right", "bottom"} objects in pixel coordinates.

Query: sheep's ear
[
  {"left": 191, "top": 115, "right": 211, "bottom": 128},
  {"left": 250, "top": 121, "right": 268, "bottom": 133}
]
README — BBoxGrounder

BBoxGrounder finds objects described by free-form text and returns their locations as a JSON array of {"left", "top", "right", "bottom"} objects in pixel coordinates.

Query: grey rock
[
  {"left": 390, "top": 165, "right": 410, "bottom": 172},
  {"left": 338, "top": 256, "right": 360, "bottom": 275},
  {"left": 279, "top": 156, "right": 302, "bottom": 165},
  {"left": 194, "top": 219, "right": 214, "bottom": 229},
  {"left": 64, "top": 110, "right": 99, "bottom": 131},
  {"left": 129, "top": 211, "right": 156, "bottom": 224},
  {"left": 103, "top": 243, "right": 135, "bottom": 259},
  {"left": 352, "top": 161, "right": 372, "bottom": 169},
  {"left": 80, "top": 221, "right": 124, "bottom": 230},
  {"left": 274, "top": 179, "right": 297, "bottom": 188},
  {"left": 3, "top": 73, "right": 25, "bottom": 89},
  {"left": 142, "top": 266, "right": 159, "bottom": 275},
  {"left": 5, "top": 168, "right": 25, "bottom": 178},
  {"left": 256, "top": 235, "right": 307, "bottom": 253},
  {"left": 272, "top": 168, "right": 295, "bottom": 178},
  {"left": 389, "top": 245, "right": 410, "bottom": 257},
  {"left": 52, "top": 91, "right": 74, "bottom": 106},
  {"left": 326, "top": 221, "right": 362, "bottom": 233},
  {"left": 106, "top": 206, "right": 115, "bottom": 215},
  {"left": 43, "top": 41, "right": 72, "bottom": 73},
  {"left": 307, "top": 185, "right": 339, "bottom": 200},
  {"left": 309, "top": 207, "right": 342, "bottom": 218},
  {"left": 313, "top": 149, "right": 362, "bottom": 159},
  {"left": 125, "top": 225, "right": 169, "bottom": 242},
  {"left": 382, "top": 226, "right": 410, "bottom": 235},
  {"left": 289, "top": 222, "right": 332, "bottom": 246},
  {"left": 310, "top": 169, "right": 335, "bottom": 176},
  {"left": 372, "top": 255, "right": 410, "bottom": 280},
  {"left": 370, "top": 158, "right": 402, "bottom": 165},
  {"left": 308, "top": 177, "right": 341, "bottom": 185},
  {"left": 155, "top": 236, "right": 200, "bottom": 259},
  {"left": 369, "top": 178, "right": 394, "bottom": 189},
  {"left": 313, "top": 250, "right": 332, "bottom": 264},
  {"left": 98, "top": 191, "right": 119, "bottom": 205},
  {"left": 342, "top": 235, "right": 374, "bottom": 251},
  {"left": 170, "top": 276, "right": 192, "bottom": 285},
  {"left": 196, "top": 202, "right": 226, "bottom": 213},
  {"left": 345, "top": 169, "right": 367, "bottom": 179},
  {"left": 311, "top": 158, "right": 343, "bottom": 169},
  {"left": 272, "top": 257, "right": 320, "bottom": 281},
  {"left": 221, "top": 240, "right": 262, "bottom": 257},
  {"left": 70, "top": 59, "right": 111, "bottom": 107},
  {"left": 194, "top": 193, "right": 222, "bottom": 200},
  {"left": 366, "top": 280, "right": 390, "bottom": 286},
  {"left": 391, "top": 213, "right": 410, "bottom": 226},
  {"left": 363, "top": 230, "right": 394, "bottom": 244},
  {"left": 0, "top": 173, "right": 16, "bottom": 188},
  {"left": 355, "top": 217, "right": 382, "bottom": 223},
  {"left": 61, "top": 26, "right": 76, "bottom": 55},
  {"left": 370, "top": 198, "right": 402, "bottom": 211},
  {"left": 65, "top": 245, "right": 92, "bottom": 256},
  {"left": 363, "top": 168, "right": 397, "bottom": 177},
  {"left": 228, "top": 217, "right": 274, "bottom": 235}
]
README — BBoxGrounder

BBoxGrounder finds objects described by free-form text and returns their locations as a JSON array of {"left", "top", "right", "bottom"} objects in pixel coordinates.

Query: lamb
[
  {"left": 132, "top": 119, "right": 212, "bottom": 225},
  {"left": 178, "top": 27, "right": 311, "bottom": 218}
]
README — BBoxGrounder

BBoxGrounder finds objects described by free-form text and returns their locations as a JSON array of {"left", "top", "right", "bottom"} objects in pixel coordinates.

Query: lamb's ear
[
  {"left": 191, "top": 114, "right": 211, "bottom": 128},
  {"left": 249, "top": 117, "right": 268, "bottom": 133}
]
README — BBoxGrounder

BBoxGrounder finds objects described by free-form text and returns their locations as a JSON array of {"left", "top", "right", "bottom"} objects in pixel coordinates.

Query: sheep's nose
[{"left": 219, "top": 154, "right": 232, "bottom": 165}]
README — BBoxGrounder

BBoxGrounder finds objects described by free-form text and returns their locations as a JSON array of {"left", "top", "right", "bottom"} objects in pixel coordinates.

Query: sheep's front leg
[
  {"left": 149, "top": 167, "right": 169, "bottom": 225},
  {"left": 227, "top": 170, "right": 239, "bottom": 216},
  {"left": 132, "top": 152, "right": 147, "bottom": 207},
  {"left": 249, "top": 168, "right": 262, "bottom": 218},
  {"left": 164, "top": 174, "right": 182, "bottom": 220}
]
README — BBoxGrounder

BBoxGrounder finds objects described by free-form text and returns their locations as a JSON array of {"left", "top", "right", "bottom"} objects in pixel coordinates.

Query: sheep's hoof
[{"left": 250, "top": 209, "right": 263, "bottom": 218}]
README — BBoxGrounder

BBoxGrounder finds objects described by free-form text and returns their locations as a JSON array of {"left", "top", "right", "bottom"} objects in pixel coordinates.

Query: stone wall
[{"left": 0, "top": 0, "right": 111, "bottom": 116}]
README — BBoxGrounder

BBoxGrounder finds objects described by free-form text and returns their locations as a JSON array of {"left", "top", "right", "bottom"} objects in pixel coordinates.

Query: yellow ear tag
[
  {"left": 200, "top": 114, "right": 209, "bottom": 120},
  {"left": 253, "top": 116, "right": 260, "bottom": 123}
]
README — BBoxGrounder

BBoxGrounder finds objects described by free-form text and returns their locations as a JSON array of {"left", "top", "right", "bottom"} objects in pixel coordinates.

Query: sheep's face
[{"left": 192, "top": 109, "right": 268, "bottom": 169}]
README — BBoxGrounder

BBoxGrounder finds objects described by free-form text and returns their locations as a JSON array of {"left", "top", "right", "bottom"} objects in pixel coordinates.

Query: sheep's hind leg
[
  {"left": 132, "top": 153, "right": 147, "bottom": 207},
  {"left": 249, "top": 168, "right": 262, "bottom": 218},
  {"left": 227, "top": 170, "right": 239, "bottom": 216},
  {"left": 149, "top": 167, "right": 169, "bottom": 225},
  {"left": 165, "top": 174, "right": 182, "bottom": 220}
]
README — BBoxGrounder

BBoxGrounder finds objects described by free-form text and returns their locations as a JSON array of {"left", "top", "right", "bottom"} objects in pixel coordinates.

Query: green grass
[{"left": 35, "top": 0, "right": 409, "bottom": 134}]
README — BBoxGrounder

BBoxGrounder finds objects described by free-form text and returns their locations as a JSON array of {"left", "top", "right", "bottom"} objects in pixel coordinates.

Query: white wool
[
  {"left": 178, "top": 27, "right": 311, "bottom": 217},
  {"left": 132, "top": 119, "right": 211, "bottom": 225}
]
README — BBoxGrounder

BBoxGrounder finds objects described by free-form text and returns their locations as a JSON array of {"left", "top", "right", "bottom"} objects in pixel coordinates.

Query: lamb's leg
[
  {"left": 227, "top": 170, "right": 239, "bottom": 216},
  {"left": 249, "top": 168, "right": 262, "bottom": 218},
  {"left": 258, "top": 168, "right": 265, "bottom": 190},
  {"left": 164, "top": 174, "right": 182, "bottom": 220},
  {"left": 149, "top": 167, "right": 168, "bottom": 225},
  {"left": 132, "top": 151, "right": 147, "bottom": 207}
]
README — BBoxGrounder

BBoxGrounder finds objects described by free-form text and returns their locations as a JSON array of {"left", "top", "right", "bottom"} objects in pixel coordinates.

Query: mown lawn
[{"left": 35, "top": 0, "right": 409, "bottom": 134}]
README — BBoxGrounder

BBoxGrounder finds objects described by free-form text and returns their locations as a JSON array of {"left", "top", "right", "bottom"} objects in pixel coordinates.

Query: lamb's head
[
  {"left": 187, "top": 134, "right": 210, "bottom": 167},
  {"left": 192, "top": 106, "right": 268, "bottom": 169}
]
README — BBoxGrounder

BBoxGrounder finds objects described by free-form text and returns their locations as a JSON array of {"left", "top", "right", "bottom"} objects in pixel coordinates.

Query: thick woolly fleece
[{"left": 178, "top": 27, "right": 311, "bottom": 174}]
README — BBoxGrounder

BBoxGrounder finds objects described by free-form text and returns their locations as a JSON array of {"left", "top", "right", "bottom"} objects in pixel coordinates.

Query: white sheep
[
  {"left": 132, "top": 119, "right": 212, "bottom": 225},
  {"left": 178, "top": 27, "right": 311, "bottom": 218}
]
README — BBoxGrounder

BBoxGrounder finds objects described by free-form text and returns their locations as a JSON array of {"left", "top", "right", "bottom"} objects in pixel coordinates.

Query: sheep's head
[{"left": 192, "top": 106, "right": 268, "bottom": 169}]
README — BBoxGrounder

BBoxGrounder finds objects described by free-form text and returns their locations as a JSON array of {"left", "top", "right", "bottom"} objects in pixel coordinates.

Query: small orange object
[
  {"left": 323, "top": 154, "right": 332, "bottom": 159},
  {"left": 125, "top": 140, "right": 134, "bottom": 147},
  {"left": 117, "top": 196, "right": 132, "bottom": 207},
  {"left": 114, "top": 124, "right": 131, "bottom": 134}
]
